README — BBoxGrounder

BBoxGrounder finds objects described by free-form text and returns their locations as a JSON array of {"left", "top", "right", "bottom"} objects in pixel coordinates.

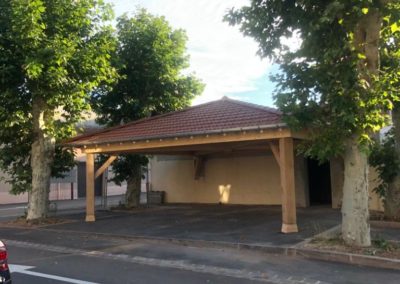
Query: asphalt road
[
  {"left": 9, "top": 248, "right": 250, "bottom": 283},
  {"left": 5, "top": 236, "right": 400, "bottom": 284},
  {"left": 8, "top": 244, "right": 270, "bottom": 284},
  {"left": 1, "top": 201, "right": 399, "bottom": 284}
]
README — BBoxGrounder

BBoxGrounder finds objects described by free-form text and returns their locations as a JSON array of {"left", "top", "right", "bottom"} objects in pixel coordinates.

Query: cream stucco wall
[
  {"left": 330, "top": 158, "right": 384, "bottom": 212},
  {"left": 368, "top": 167, "right": 384, "bottom": 211},
  {"left": 151, "top": 153, "right": 384, "bottom": 211},
  {"left": 150, "top": 153, "right": 309, "bottom": 206}
]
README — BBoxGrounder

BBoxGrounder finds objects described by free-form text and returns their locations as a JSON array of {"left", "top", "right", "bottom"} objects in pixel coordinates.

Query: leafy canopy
[
  {"left": 225, "top": 0, "right": 400, "bottom": 160},
  {"left": 0, "top": 0, "right": 117, "bottom": 193},
  {"left": 369, "top": 21, "right": 400, "bottom": 198},
  {"left": 369, "top": 129, "right": 400, "bottom": 198},
  {"left": 92, "top": 9, "right": 204, "bottom": 185}
]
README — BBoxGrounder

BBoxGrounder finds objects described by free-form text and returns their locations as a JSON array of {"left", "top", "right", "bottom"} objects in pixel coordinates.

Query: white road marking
[{"left": 9, "top": 264, "right": 99, "bottom": 284}]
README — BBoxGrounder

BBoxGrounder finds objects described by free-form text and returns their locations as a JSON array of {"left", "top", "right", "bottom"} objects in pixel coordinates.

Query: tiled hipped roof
[{"left": 65, "top": 97, "right": 284, "bottom": 146}]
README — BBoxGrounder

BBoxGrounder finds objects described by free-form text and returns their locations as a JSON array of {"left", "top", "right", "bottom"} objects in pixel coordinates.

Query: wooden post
[
  {"left": 279, "top": 137, "right": 298, "bottom": 233},
  {"left": 85, "top": 153, "right": 95, "bottom": 222}
]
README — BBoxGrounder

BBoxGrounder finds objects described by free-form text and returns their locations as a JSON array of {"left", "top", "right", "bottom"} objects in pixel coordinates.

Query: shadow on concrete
[{"left": 47, "top": 204, "right": 341, "bottom": 247}]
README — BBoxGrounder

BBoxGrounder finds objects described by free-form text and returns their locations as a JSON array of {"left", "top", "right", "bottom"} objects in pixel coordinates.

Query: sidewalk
[
  {"left": 52, "top": 194, "right": 126, "bottom": 211},
  {"left": 0, "top": 194, "right": 125, "bottom": 210},
  {"left": 0, "top": 194, "right": 126, "bottom": 221}
]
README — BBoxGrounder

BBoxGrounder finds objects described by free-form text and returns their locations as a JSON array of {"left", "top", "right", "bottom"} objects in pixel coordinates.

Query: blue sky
[{"left": 107, "top": 0, "right": 277, "bottom": 107}]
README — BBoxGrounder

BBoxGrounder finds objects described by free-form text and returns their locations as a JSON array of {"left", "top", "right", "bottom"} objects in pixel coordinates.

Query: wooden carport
[{"left": 65, "top": 97, "right": 306, "bottom": 233}]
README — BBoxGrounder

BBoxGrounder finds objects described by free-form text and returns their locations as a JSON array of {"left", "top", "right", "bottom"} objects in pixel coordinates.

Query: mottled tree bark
[
  {"left": 27, "top": 97, "right": 55, "bottom": 220},
  {"left": 125, "top": 164, "right": 142, "bottom": 208},
  {"left": 341, "top": 137, "right": 371, "bottom": 246}
]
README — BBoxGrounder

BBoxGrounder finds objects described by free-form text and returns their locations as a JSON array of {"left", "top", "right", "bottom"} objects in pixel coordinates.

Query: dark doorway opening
[
  {"left": 77, "top": 162, "right": 103, "bottom": 198},
  {"left": 308, "top": 159, "right": 332, "bottom": 205}
]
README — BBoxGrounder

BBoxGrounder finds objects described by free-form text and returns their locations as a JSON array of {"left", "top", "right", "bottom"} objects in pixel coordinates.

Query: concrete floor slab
[{"left": 48, "top": 204, "right": 341, "bottom": 247}]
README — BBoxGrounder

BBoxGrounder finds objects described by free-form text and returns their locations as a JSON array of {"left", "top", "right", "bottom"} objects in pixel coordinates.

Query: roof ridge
[{"left": 222, "top": 96, "right": 281, "bottom": 115}]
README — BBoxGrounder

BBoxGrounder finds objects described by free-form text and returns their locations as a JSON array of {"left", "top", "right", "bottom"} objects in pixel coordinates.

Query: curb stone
[
  {"left": 293, "top": 247, "right": 400, "bottom": 271},
  {"left": 370, "top": 220, "right": 400, "bottom": 229},
  {"left": 224, "top": 242, "right": 400, "bottom": 271}
]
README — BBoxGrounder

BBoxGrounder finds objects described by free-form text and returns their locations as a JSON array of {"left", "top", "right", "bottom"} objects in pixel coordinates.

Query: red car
[{"left": 0, "top": 241, "right": 11, "bottom": 284}]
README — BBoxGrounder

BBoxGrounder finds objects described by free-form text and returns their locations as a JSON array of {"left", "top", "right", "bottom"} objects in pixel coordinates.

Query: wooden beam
[
  {"left": 143, "top": 140, "right": 268, "bottom": 156},
  {"left": 85, "top": 153, "right": 95, "bottom": 222},
  {"left": 290, "top": 130, "right": 309, "bottom": 140},
  {"left": 269, "top": 142, "right": 280, "bottom": 167},
  {"left": 95, "top": 155, "right": 117, "bottom": 179},
  {"left": 83, "top": 128, "right": 293, "bottom": 154},
  {"left": 193, "top": 156, "right": 205, "bottom": 180},
  {"left": 279, "top": 137, "right": 298, "bottom": 233}
]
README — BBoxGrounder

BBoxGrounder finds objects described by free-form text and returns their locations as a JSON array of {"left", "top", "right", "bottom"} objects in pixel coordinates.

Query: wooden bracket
[
  {"left": 269, "top": 142, "right": 281, "bottom": 167},
  {"left": 95, "top": 155, "right": 117, "bottom": 179},
  {"left": 194, "top": 156, "right": 205, "bottom": 180}
]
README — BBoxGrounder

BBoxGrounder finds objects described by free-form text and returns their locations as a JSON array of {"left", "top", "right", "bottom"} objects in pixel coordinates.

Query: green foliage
[
  {"left": 369, "top": 130, "right": 400, "bottom": 198},
  {"left": 105, "top": 155, "right": 148, "bottom": 186},
  {"left": 372, "top": 237, "right": 398, "bottom": 252},
  {"left": 92, "top": 9, "right": 204, "bottom": 183},
  {"left": 369, "top": 4, "right": 400, "bottom": 200},
  {"left": 225, "top": 0, "right": 400, "bottom": 161},
  {"left": 0, "top": 0, "right": 117, "bottom": 193}
]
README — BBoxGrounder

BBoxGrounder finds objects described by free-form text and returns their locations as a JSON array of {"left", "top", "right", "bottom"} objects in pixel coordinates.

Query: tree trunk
[
  {"left": 125, "top": 164, "right": 142, "bottom": 208},
  {"left": 354, "top": 9, "right": 381, "bottom": 77},
  {"left": 341, "top": 136, "right": 371, "bottom": 247},
  {"left": 385, "top": 104, "right": 400, "bottom": 219},
  {"left": 342, "top": 7, "right": 383, "bottom": 246},
  {"left": 27, "top": 97, "right": 55, "bottom": 220}
]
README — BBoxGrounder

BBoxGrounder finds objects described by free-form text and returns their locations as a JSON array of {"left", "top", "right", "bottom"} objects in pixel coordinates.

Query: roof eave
[{"left": 65, "top": 123, "right": 288, "bottom": 148}]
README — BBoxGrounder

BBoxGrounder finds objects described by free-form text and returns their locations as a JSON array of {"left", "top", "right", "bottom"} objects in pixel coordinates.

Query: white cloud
[{"left": 107, "top": 0, "right": 272, "bottom": 105}]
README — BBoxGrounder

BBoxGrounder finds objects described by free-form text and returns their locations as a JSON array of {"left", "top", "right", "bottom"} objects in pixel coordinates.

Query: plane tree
[
  {"left": 225, "top": 0, "right": 400, "bottom": 246},
  {"left": 0, "top": 0, "right": 117, "bottom": 220},
  {"left": 91, "top": 9, "right": 204, "bottom": 208}
]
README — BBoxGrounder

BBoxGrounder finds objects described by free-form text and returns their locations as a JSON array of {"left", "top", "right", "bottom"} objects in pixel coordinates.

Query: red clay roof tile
[{"left": 66, "top": 97, "right": 283, "bottom": 146}]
